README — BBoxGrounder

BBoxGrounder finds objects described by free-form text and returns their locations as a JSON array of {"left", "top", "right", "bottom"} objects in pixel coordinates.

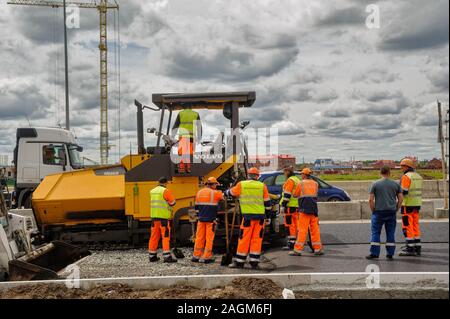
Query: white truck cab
[{"left": 13, "top": 127, "right": 84, "bottom": 208}]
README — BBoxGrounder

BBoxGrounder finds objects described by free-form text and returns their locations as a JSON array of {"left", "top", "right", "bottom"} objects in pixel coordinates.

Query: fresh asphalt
[{"left": 224, "top": 220, "right": 449, "bottom": 274}]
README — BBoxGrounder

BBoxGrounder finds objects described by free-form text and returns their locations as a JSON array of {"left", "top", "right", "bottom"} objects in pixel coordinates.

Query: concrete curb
[
  {"left": 331, "top": 180, "right": 445, "bottom": 201},
  {"left": 0, "top": 272, "right": 448, "bottom": 292}
]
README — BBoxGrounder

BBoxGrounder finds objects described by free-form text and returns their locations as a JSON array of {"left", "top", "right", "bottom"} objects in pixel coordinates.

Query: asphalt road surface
[
  {"left": 77, "top": 219, "right": 448, "bottom": 278},
  {"left": 226, "top": 219, "right": 449, "bottom": 274}
]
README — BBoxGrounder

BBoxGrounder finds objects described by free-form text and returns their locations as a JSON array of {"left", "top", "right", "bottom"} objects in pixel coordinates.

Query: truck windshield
[{"left": 67, "top": 145, "right": 83, "bottom": 169}]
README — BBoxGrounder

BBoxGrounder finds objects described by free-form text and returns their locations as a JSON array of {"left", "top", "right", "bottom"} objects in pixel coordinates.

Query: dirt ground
[
  {"left": 1, "top": 277, "right": 447, "bottom": 299},
  {"left": 0, "top": 278, "right": 283, "bottom": 299}
]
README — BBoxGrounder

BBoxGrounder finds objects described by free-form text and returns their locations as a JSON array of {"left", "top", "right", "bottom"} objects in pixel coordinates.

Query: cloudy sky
[{"left": 0, "top": 0, "right": 448, "bottom": 164}]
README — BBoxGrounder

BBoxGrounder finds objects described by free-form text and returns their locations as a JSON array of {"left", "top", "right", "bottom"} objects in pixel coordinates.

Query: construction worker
[
  {"left": 366, "top": 166, "right": 403, "bottom": 260},
  {"left": 225, "top": 167, "right": 271, "bottom": 269},
  {"left": 192, "top": 177, "right": 224, "bottom": 264},
  {"left": 280, "top": 166, "right": 301, "bottom": 250},
  {"left": 399, "top": 158, "right": 423, "bottom": 256},
  {"left": 290, "top": 168, "right": 323, "bottom": 256},
  {"left": 148, "top": 177, "right": 177, "bottom": 263},
  {"left": 172, "top": 106, "right": 201, "bottom": 173}
]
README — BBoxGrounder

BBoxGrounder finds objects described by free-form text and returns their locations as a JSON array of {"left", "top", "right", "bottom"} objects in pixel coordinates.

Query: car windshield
[{"left": 67, "top": 145, "right": 83, "bottom": 169}]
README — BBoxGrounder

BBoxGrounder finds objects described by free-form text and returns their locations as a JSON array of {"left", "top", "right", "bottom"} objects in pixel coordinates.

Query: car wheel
[{"left": 327, "top": 197, "right": 343, "bottom": 202}]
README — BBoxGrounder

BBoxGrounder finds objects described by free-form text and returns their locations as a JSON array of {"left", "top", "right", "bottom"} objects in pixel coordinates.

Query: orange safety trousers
[
  {"left": 284, "top": 207, "right": 299, "bottom": 245},
  {"left": 148, "top": 219, "right": 171, "bottom": 258},
  {"left": 294, "top": 213, "right": 322, "bottom": 253},
  {"left": 401, "top": 207, "right": 421, "bottom": 247},
  {"left": 236, "top": 218, "right": 265, "bottom": 263},
  {"left": 178, "top": 137, "right": 193, "bottom": 172},
  {"left": 193, "top": 221, "right": 216, "bottom": 260}
]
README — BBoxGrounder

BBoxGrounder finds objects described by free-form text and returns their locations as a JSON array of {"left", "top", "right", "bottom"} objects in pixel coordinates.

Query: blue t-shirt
[{"left": 369, "top": 178, "right": 402, "bottom": 212}]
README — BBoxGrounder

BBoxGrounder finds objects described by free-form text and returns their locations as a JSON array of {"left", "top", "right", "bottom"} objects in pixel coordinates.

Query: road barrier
[
  {"left": 318, "top": 199, "right": 448, "bottom": 221},
  {"left": 332, "top": 180, "right": 445, "bottom": 201}
]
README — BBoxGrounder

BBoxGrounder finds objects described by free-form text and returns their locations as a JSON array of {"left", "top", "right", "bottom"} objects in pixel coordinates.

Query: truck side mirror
[{"left": 58, "top": 149, "right": 67, "bottom": 167}]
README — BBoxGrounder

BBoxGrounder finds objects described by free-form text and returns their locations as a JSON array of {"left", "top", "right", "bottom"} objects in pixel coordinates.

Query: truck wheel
[
  {"left": 23, "top": 196, "right": 32, "bottom": 208},
  {"left": 176, "top": 222, "right": 194, "bottom": 246}
]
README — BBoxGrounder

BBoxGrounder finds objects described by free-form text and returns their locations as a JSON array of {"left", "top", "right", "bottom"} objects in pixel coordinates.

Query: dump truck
[{"left": 30, "top": 92, "right": 285, "bottom": 246}]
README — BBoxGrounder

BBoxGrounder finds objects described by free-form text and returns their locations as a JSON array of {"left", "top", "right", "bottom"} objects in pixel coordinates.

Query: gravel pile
[{"left": 77, "top": 248, "right": 226, "bottom": 278}]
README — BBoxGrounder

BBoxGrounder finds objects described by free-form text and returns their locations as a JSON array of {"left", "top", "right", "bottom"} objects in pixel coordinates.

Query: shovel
[
  {"left": 221, "top": 200, "right": 238, "bottom": 266},
  {"left": 171, "top": 220, "right": 185, "bottom": 259}
]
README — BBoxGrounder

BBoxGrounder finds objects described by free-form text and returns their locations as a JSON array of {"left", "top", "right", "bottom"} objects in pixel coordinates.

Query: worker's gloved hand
[{"left": 264, "top": 218, "right": 271, "bottom": 225}]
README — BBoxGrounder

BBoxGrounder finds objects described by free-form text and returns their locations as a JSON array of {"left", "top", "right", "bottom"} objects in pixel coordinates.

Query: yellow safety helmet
[
  {"left": 400, "top": 158, "right": 415, "bottom": 169},
  {"left": 301, "top": 168, "right": 313, "bottom": 176}
]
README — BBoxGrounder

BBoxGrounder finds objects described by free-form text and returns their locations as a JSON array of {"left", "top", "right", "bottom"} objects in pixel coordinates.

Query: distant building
[
  {"left": 371, "top": 160, "right": 396, "bottom": 169},
  {"left": 0, "top": 166, "right": 15, "bottom": 179},
  {"left": 313, "top": 158, "right": 352, "bottom": 171},
  {"left": 249, "top": 154, "right": 296, "bottom": 171},
  {"left": 424, "top": 158, "right": 443, "bottom": 169},
  {"left": 0, "top": 155, "right": 9, "bottom": 166}
]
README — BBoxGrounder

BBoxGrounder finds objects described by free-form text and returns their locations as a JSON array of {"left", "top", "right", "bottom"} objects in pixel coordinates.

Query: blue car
[{"left": 259, "top": 171, "right": 351, "bottom": 202}]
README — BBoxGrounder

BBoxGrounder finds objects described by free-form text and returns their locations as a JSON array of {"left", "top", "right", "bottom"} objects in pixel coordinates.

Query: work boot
[
  {"left": 191, "top": 257, "right": 200, "bottom": 263},
  {"left": 314, "top": 250, "right": 324, "bottom": 256},
  {"left": 415, "top": 246, "right": 422, "bottom": 256},
  {"left": 149, "top": 255, "right": 160, "bottom": 263},
  {"left": 163, "top": 255, "right": 178, "bottom": 263},
  {"left": 249, "top": 261, "right": 260, "bottom": 270},
  {"left": 365, "top": 254, "right": 379, "bottom": 260},
  {"left": 386, "top": 255, "right": 394, "bottom": 260},
  {"left": 399, "top": 248, "right": 417, "bottom": 257},
  {"left": 289, "top": 251, "right": 302, "bottom": 256},
  {"left": 202, "top": 258, "right": 216, "bottom": 264},
  {"left": 228, "top": 262, "right": 244, "bottom": 269}
]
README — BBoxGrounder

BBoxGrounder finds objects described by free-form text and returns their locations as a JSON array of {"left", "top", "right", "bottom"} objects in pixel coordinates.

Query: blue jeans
[{"left": 370, "top": 211, "right": 397, "bottom": 256}]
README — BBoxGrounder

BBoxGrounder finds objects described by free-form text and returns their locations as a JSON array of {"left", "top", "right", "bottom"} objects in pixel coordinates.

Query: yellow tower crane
[{"left": 8, "top": 0, "right": 119, "bottom": 165}]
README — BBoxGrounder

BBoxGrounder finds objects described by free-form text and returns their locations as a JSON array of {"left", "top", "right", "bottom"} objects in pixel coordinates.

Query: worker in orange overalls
[
  {"left": 398, "top": 158, "right": 423, "bottom": 257},
  {"left": 192, "top": 177, "right": 224, "bottom": 264},
  {"left": 290, "top": 168, "right": 324, "bottom": 256},
  {"left": 148, "top": 177, "right": 177, "bottom": 263},
  {"left": 172, "top": 106, "right": 201, "bottom": 174},
  {"left": 225, "top": 167, "right": 272, "bottom": 269},
  {"left": 280, "top": 166, "right": 301, "bottom": 250}
]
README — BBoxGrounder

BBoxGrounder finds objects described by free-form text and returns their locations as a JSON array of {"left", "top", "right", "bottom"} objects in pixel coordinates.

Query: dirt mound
[{"left": 0, "top": 278, "right": 283, "bottom": 299}]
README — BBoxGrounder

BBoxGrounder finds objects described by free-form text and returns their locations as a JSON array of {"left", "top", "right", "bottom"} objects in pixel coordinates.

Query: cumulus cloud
[
  {"left": 377, "top": 0, "right": 449, "bottom": 51},
  {"left": 0, "top": 0, "right": 447, "bottom": 162}
]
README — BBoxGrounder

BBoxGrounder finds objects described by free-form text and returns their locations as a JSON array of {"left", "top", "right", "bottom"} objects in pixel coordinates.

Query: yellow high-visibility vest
[
  {"left": 150, "top": 186, "right": 171, "bottom": 219},
  {"left": 283, "top": 175, "right": 300, "bottom": 208},
  {"left": 403, "top": 172, "right": 423, "bottom": 207},
  {"left": 239, "top": 180, "right": 265, "bottom": 215},
  {"left": 178, "top": 109, "right": 199, "bottom": 138}
]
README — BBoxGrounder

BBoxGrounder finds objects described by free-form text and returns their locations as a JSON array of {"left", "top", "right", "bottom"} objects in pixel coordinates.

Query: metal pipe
[
  {"left": 438, "top": 101, "right": 448, "bottom": 209},
  {"left": 135, "top": 100, "right": 144, "bottom": 155},
  {"left": 166, "top": 108, "right": 173, "bottom": 135},
  {"left": 63, "top": 0, "right": 70, "bottom": 130},
  {"left": 156, "top": 106, "right": 166, "bottom": 154}
]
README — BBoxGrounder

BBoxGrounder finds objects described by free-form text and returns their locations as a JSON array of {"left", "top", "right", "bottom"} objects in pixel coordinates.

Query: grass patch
[{"left": 318, "top": 169, "right": 443, "bottom": 181}]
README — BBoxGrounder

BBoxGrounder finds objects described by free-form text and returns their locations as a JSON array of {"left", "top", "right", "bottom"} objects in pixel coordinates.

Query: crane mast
[{"left": 8, "top": 0, "right": 119, "bottom": 165}]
